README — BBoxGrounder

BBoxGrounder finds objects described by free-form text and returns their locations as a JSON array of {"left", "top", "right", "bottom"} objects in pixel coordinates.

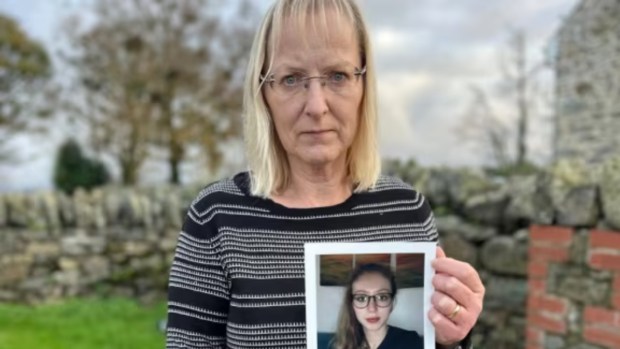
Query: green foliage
[
  {"left": 0, "top": 13, "right": 52, "bottom": 158},
  {"left": 0, "top": 298, "right": 166, "bottom": 349},
  {"left": 0, "top": 14, "right": 50, "bottom": 86},
  {"left": 484, "top": 160, "right": 541, "bottom": 178},
  {"left": 53, "top": 139, "right": 110, "bottom": 194}
]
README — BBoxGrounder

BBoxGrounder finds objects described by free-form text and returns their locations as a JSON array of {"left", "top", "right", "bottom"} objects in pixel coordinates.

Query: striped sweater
[{"left": 165, "top": 172, "right": 439, "bottom": 349}]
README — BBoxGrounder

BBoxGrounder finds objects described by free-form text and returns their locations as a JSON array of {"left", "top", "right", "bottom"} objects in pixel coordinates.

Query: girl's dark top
[{"left": 378, "top": 326, "right": 423, "bottom": 349}]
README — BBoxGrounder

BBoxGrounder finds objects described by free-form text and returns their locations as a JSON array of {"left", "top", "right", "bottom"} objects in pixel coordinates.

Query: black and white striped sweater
[{"left": 165, "top": 172, "right": 438, "bottom": 349}]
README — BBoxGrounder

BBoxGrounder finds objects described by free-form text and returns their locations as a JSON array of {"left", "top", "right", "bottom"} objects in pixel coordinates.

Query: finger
[
  {"left": 432, "top": 258, "right": 485, "bottom": 294},
  {"left": 431, "top": 291, "right": 458, "bottom": 318},
  {"left": 429, "top": 306, "right": 468, "bottom": 345},
  {"left": 432, "top": 273, "right": 479, "bottom": 313}
]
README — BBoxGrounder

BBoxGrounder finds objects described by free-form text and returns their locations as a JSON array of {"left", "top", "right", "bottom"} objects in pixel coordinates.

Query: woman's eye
[
  {"left": 330, "top": 72, "right": 348, "bottom": 82},
  {"left": 378, "top": 294, "right": 389, "bottom": 301},
  {"left": 281, "top": 75, "right": 299, "bottom": 86}
]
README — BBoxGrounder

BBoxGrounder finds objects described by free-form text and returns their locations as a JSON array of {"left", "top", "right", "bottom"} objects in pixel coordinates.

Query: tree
[
  {"left": 461, "top": 85, "right": 511, "bottom": 167},
  {"left": 459, "top": 30, "right": 546, "bottom": 170},
  {"left": 62, "top": 0, "right": 255, "bottom": 185},
  {"left": 0, "top": 13, "right": 51, "bottom": 160},
  {"left": 53, "top": 139, "right": 110, "bottom": 194}
]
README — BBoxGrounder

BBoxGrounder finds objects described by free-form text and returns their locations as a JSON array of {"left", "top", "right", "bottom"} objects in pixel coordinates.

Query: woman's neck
[
  {"left": 272, "top": 159, "right": 352, "bottom": 208},
  {"left": 364, "top": 325, "right": 389, "bottom": 349}
]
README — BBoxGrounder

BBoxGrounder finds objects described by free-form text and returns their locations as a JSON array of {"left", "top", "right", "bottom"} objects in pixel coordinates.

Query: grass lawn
[{"left": 0, "top": 298, "right": 167, "bottom": 349}]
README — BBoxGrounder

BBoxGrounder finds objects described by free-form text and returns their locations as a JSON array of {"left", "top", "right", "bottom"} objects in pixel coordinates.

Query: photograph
[{"left": 305, "top": 242, "right": 436, "bottom": 349}]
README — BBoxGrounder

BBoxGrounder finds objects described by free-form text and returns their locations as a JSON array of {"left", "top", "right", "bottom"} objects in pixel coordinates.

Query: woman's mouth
[{"left": 365, "top": 317, "right": 380, "bottom": 324}]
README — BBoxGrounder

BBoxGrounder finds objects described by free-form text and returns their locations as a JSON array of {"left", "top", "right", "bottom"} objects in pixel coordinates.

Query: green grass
[{"left": 0, "top": 298, "right": 167, "bottom": 349}]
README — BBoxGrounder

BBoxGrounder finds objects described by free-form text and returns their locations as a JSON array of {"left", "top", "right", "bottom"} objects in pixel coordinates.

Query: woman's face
[
  {"left": 263, "top": 12, "right": 364, "bottom": 168},
  {"left": 351, "top": 272, "right": 393, "bottom": 333}
]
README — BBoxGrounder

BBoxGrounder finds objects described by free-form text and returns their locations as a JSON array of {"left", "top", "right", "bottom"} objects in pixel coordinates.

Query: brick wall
[{"left": 527, "top": 226, "right": 620, "bottom": 349}]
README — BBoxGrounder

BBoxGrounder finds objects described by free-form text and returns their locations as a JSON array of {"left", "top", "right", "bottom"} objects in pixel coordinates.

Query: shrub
[{"left": 53, "top": 139, "right": 110, "bottom": 194}]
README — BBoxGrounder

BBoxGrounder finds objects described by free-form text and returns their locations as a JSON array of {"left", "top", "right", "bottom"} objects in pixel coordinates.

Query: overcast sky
[{"left": 0, "top": 0, "right": 580, "bottom": 192}]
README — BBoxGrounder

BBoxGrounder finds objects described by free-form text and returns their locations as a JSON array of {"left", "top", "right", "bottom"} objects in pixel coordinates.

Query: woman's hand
[{"left": 430, "top": 246, "right": 485, "bottom": 347}]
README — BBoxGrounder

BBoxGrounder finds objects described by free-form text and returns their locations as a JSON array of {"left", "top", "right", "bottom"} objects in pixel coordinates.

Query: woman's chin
[{"left": 296, "top": 149, "right": 345, "bottom": 167}]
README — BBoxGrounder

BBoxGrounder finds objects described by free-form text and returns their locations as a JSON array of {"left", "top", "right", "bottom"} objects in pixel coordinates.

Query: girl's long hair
[{"left": 331, "top": 263, "right": 397, "bottom": 349}]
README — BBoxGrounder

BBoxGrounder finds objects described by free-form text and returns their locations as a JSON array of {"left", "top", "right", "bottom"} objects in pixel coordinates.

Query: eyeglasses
[
  {"left": 260, "top": 66, "right": 366, "bottom": 98},
  {"left": 352, "top": 293, "right": 393, "bottom": 308}
]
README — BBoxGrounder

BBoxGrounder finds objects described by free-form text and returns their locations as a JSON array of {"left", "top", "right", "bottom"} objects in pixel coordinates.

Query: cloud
[
  {"left": 0, "top": 0, "right": 581, "bottom": 190},
  {"left": 360, "top": 0, "right": 579, "bottom": 166}
]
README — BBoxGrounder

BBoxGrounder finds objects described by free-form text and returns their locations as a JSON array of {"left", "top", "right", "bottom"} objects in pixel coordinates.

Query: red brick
[
  {"left": 529, "top": 245, "right": 570, "bottom": 262},
  {"left": 530, "top": 225, "right": 574, "bottom": 245},
  {"left": 526, "top": 326, "right": 543, "bottom": 345},
  {"left": 584, "top": 326, "right": 620, "bottom": 348},
  {"left": 589, "top": 252, "right": 620, "bottom": 272},
  {"left": 528, "top": 261, "right": 548, "bottom": 278},
  {"left": 613, "top": 295, "right": 620, "bottom": 310},
  {"left": 590, "top": 230, "right": 620, "bottom": 250},
  {"left": 583, "top": 306, "right": 620, "bottom": 327},
  {"left": 528, "top": 312, "right": 567, "bottom": 334},
  {"left": 528, "top": 279, "right": 546, "bottom": 294},
  {"left": 528, "top": 294, "right": 568, "bottom": 315}
]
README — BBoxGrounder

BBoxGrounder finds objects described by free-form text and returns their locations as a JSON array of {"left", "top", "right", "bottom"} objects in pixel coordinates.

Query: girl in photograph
[{"left": 332, "top": 263, "right": 423, "bottom": 349}]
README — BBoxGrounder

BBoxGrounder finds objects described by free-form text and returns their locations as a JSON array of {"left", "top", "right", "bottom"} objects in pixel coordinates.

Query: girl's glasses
[{"left": 352, "top": 292, "right": 393, "bottom": 308}]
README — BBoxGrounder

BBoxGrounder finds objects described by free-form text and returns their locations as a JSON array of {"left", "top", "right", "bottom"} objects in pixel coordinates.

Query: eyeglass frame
[
  {"left": 259, "top": 66, "right": 367, "bottom": 91},
  {"left": 351, "top": 292, "right": 394, "bottom": 309}
]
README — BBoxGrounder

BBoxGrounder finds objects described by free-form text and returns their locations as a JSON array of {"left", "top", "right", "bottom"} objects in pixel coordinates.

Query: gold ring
[{"left": 448, "top": 304, "right": 461, "bottom": 320}]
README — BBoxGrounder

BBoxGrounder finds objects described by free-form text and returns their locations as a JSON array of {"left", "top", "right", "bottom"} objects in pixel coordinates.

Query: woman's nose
[{"left": 302, "top": 79, "right": 328, "bottom": 117}]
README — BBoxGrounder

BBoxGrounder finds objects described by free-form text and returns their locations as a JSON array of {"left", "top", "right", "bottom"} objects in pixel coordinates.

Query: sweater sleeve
[{"left": 165, "top": 193, "right": 230, "bottom": 349}]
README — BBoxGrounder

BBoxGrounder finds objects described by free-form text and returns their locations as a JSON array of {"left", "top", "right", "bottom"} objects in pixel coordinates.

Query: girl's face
[{"left": 351, "top": 272, "right": 393, "bottom": 333}]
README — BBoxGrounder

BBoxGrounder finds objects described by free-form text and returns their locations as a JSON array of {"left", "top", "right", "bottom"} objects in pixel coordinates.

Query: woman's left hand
[{"left": 430, "top": 246, "right": 485, "bottom": 347}]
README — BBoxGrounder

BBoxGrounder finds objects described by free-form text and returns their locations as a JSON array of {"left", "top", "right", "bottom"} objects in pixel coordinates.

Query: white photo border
[{"left": 304, "top": 241, "right": 436, "bottom": 349}]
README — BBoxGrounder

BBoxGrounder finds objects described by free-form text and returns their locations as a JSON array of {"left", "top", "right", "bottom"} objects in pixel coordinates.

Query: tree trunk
[{"left": 515, "top": 33, "right": 528, "bottom": 166}]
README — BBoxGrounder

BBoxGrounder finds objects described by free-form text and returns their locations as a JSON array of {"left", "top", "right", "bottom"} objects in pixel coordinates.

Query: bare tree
[
  {"left": 459, "top": 29, "right": 545, "bottom": 169},
  {"left": 460, "top": 85, "right": 511, "bottom": 167},
  {"left": 63, "top": 0, "right": 255, "bottom": 184}
]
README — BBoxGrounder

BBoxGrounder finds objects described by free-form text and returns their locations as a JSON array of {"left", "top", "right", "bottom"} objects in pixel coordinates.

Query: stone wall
[
  {"left": 385, "top": 156, "right": 620, "bottom": 349},
  {"left": 1, "top": 156, "right": 620, "bottom": 348},
  {"left": 554, "top": 0, "right": 620, "bottom": 164},
  {"left": 0, "top": 185, "right": 201, "bottom": 304}
]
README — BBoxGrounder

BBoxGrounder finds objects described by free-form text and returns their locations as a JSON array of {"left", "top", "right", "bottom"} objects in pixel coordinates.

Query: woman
[
  {"left": 332, "top": 263, "right": 423, "bottom": 349},
  {"left": 165, "top": 0, "right": 484, "bottom": 348}
]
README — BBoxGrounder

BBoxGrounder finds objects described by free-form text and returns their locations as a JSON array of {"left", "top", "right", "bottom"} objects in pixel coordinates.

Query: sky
[{"left": 0, "top": 0, "right": 580, "bottom": 192}]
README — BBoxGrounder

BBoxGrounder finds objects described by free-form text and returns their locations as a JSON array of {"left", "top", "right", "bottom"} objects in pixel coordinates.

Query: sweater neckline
[{"left": 232, "top": 171, "right": 360, "bottom": 214}]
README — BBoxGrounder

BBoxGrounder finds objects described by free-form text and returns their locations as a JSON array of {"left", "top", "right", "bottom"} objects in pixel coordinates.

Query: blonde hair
[{"left": 242, "top": 0, "right": 381, "bottom": 197}]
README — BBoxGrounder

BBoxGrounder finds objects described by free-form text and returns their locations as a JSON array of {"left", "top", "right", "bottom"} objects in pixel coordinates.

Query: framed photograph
[{"left": 305, "top": 242, "right": 436, "bottom": 349}]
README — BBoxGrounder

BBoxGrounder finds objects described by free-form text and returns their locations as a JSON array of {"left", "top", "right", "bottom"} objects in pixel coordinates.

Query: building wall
[
  {"left": 527, "top": 226, "right": 620, "bottom": 349},
  {"left": 554, "top": 0, "right": 620, "bottom": 164}
]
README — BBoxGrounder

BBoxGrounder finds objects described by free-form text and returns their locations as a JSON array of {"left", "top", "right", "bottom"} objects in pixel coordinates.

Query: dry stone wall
[
  {"left": 0, "top": 185, "right": 201, "bottom": 304},
  {"left": 2, "top": 156, "right": 620, "bottom": 348}
]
